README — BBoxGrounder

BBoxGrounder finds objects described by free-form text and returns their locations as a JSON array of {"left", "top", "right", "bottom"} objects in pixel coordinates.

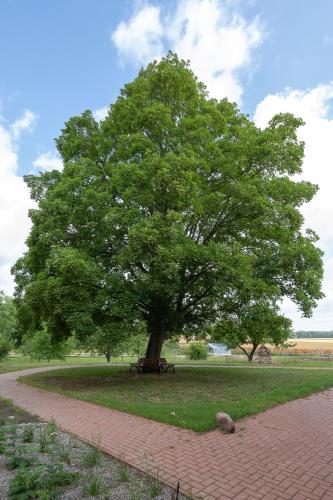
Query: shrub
[
  {"left": 55, "top": 442, "right": 72, "bottom": 465},
  {"left": 5, "top": 448, "right": 35, "bottom": 470},
  {"left": 39, "top": 428, "right": 49, "bottom": 452},
  {"left": 20, "top": 324, "right": 69, "bottom": 362},
  {"left": 82, "top": 444, "right": 102, "bottom": 467},
  {"left": 8, "top": 468, "right": 41, "bottom": 499},
  {"left": 186, "top": 342, "right": 208, "bottom": 360},
  {"left": 118, "top": 461, "right": 130, "bottom": 482},
  {"left": 38, "top": 463, "right": 79, "bottom": 490},
  {"left": 22, "top": 424, "right": 34, "bottom": 443},
  {"left": 84, "top": 475, "right": 106, "bottom": 496},
  {"left": 0, "top": 335, "right": 12, "bottom": 360},
  {"left": 8, "top": 464, "right": 79, "bottom": 499},
  {"left": 149, "top": 475, "right": 162, "bottom": 498}
]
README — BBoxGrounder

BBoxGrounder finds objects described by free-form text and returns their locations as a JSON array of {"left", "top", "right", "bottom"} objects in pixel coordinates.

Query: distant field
[
  {"left": 289, "top": 338, "right": 333, "bottom": 353},
  {"left": 237, "top": 338, "right": 333, "bottom": 355}
]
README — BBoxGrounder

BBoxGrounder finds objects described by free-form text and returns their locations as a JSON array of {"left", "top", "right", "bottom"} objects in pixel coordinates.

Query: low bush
[
  {"left": 84, "top": 475, "right": 106, "bottom": 496},
  {"left": 8, "top": 463, "right": 79, "bottom": 499},
  {"left": 118, "top": 461, "right": 130, "bottom": 482},
  {"left": 39, "top": 428, "right": 49, "bottom": 452},
  {"left": 186, "top": 342, "right": 208, "bottom": 360},
  {"left": 0, "top": 335, "right": 12, "bottom": 361},
  {"left": 55, "top": 442, "right": 72, "bottom": 465},
  {"left": 82, "top": 444, "right": 102, "bottom": 467},
  {"left": 5, "top": 448, "right": 35, "bottom": 470},
  {"left": 22, "top": 424, "right": 34, "bottom": 443},
  {"left": 8, "top": 468, "right": 41, "bottom": 499}
]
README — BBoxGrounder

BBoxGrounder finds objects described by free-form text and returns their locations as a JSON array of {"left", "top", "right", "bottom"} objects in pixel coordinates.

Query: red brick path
[{"left": 1, "top": 366, "right": 333, "bottom": 499}]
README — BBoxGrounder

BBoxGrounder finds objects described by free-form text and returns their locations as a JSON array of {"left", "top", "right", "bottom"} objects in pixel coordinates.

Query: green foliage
[
  {"left": 39, "top": 428, "right": 49, "bottom": 452},
  {"left": 295, "top": 331, "right": 333, "bottom": 338},
  {"left": 12, "top": 53, "right": 323, "bottom": 358},
  {"left": 5, "top": 448, "right": 35, "bottom": 470},
  {"left": 8, "top": 468, "right": 41, "bottom": 499},
  {"left": 0, "top": 335, "right": 12, "bottom": 360},
  {"left": 0, "top": 292, "right": 17, "bottom": 338},
  {"left": 86, "top": 325, "right": 127, "bottom": 362},
  {"left": 84, "top": 475, "right": 106, "bottom": 496},
  {"left": 0, "top": 292, "right": 16, "bottom": 359},
  {"left": 186, "top": 342, "right": 208, "bottom": 360},
  {"left": 55, "top": 442, "right": 72, "bottom": 465},
  {"left": 148, "top": 472, "right": 162, "bottom": 498},
  {"left": 22, "top": 424, "right": 34, "bottom": 443},
  {"left": 82, "top": 444, "right": 102, "bottom": 467},
  {"left": 46, "top": 418, "right": 58, "bottom": 434},
  {"left": 39, "top": 463, "right": 79, "bottom": 490},
  {"left": 9, "top": 463, "right": 79, "bottom": 499},
  {"left": 118, "top": 461, "right": 130, "bottom": 482},
  {"left": 124, "top": 332, "right": 148, "bottom": 358},
  {"left": 20, "top": 325, "right": 70, "bottom": 362},
  {"left": 213, "top": 299, "right": 293, "bottom": 361}
]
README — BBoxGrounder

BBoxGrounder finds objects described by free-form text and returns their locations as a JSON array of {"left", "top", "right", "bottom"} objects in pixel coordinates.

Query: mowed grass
[
  {"left": 0, "top": 355, "right": 108, "bottom": 375},
  {"left": 2, "top": 353, "right": 333, "bottom": 375},
  {"left": 20, "top": 366, "right": 333, "bottom": 432}
]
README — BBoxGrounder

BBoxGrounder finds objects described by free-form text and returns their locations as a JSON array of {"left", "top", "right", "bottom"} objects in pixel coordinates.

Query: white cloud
[
  {"left": 111, "top": 0, "right": 263, "bottom": 104},
  {"left": 93, "top": 106, "right": 109, "bottom": 122},
  {"left": 0, "top": 113, "right": 35, "bottom": 294},
  {"left": 254, "top": 83, "right": 333, "bottom": 330},
  {"left": 33, "top": 151, "right": 63, "bottom": 172},
  {"left": 112, "top": 5, "right": 163, "bottom": 66},
  {"left": 10, "top": 110, "right": 37, "bottom": 140}
]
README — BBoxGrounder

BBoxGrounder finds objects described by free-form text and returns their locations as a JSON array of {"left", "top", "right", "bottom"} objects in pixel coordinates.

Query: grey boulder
[{"left": 216, "top": 412, "right": 235, "bottom": 433}]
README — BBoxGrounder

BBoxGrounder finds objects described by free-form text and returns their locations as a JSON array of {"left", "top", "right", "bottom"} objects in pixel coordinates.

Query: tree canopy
[
  {"left": 0, "top": 292, "right": 16, "bottom": 358},
  {"left": 12, "top": 53, "right": 323, "bottom": 359},
  {"left": 212, "top": 299, "right": 294, "bottom": 361}
]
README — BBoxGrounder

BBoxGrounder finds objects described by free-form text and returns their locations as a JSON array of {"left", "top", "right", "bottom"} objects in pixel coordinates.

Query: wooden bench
[
  {"left": 129, "top": 357, "right": 175, "bottom": 374},
  {"left": 142, "top": 358, "right": 162, "bottom": 374},
  {"left": 160, "top": 357, "right": 175, "bottom": 373},
  {"left": 129, "top": 357, "right": 145, "bottom": 373}
]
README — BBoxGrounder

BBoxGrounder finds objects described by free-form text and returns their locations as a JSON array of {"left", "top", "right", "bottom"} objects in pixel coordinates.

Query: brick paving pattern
[{"left": 0, "top": 366, "right": 333, "bottom": 499}]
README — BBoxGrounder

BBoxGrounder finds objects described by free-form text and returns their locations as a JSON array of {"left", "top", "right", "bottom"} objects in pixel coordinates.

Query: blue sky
[{"left": 1, "top": 0, "right": 333, "bottom": 329}]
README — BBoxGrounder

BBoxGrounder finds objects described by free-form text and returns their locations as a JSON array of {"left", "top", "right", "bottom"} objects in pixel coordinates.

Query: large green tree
[{"left": 13, "top": 53, "right": 323, "bottom": 360}]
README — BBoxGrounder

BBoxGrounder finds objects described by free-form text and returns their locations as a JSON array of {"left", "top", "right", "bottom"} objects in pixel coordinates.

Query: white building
[{"left": 207, "top": 343, "right": 231, "bottom": 356}]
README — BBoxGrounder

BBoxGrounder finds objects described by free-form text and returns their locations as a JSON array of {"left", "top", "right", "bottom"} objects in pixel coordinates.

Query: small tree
[
  {"left": 21, "top": 325, "right": 70, "bottom": 362},
  {"left": 86, "top": 325, "right": 126, "bottom": 362},
  {"left": 213, "top": 300, "right": 293, "bottom": 362},
  {"left": 186, "top": 342, "right": 208, "bottom": 360},
  {"left": 0, "top": 335, "right": 12, "bottom": 360},
  {"left": 124, "top": 333, "right": 148, "bottom": 359}
]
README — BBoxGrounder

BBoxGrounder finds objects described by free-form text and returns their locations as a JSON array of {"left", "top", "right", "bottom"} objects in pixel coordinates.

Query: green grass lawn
[
  {"left": 0, "top": 355, "right": 108, "bottom": 375},
  {"left": 1, "top": 353, "right": 333, "bottom": 376},
  {"left": 20, "top": 365, "right": 333, "bottom": 432}
]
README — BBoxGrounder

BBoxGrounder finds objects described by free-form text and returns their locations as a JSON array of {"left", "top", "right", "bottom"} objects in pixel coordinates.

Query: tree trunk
[
  {"left": 248, "top": 344, "right": 258, "bottom": 362},
  {"left": 238, "top": 343, "right": 258, "bottom": 362},
  {"left": 145, "top": 317, "right": 165, "bottom": 360},
  {"left": 105, "top": 352, "right": 111, "bottom": 363}
]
